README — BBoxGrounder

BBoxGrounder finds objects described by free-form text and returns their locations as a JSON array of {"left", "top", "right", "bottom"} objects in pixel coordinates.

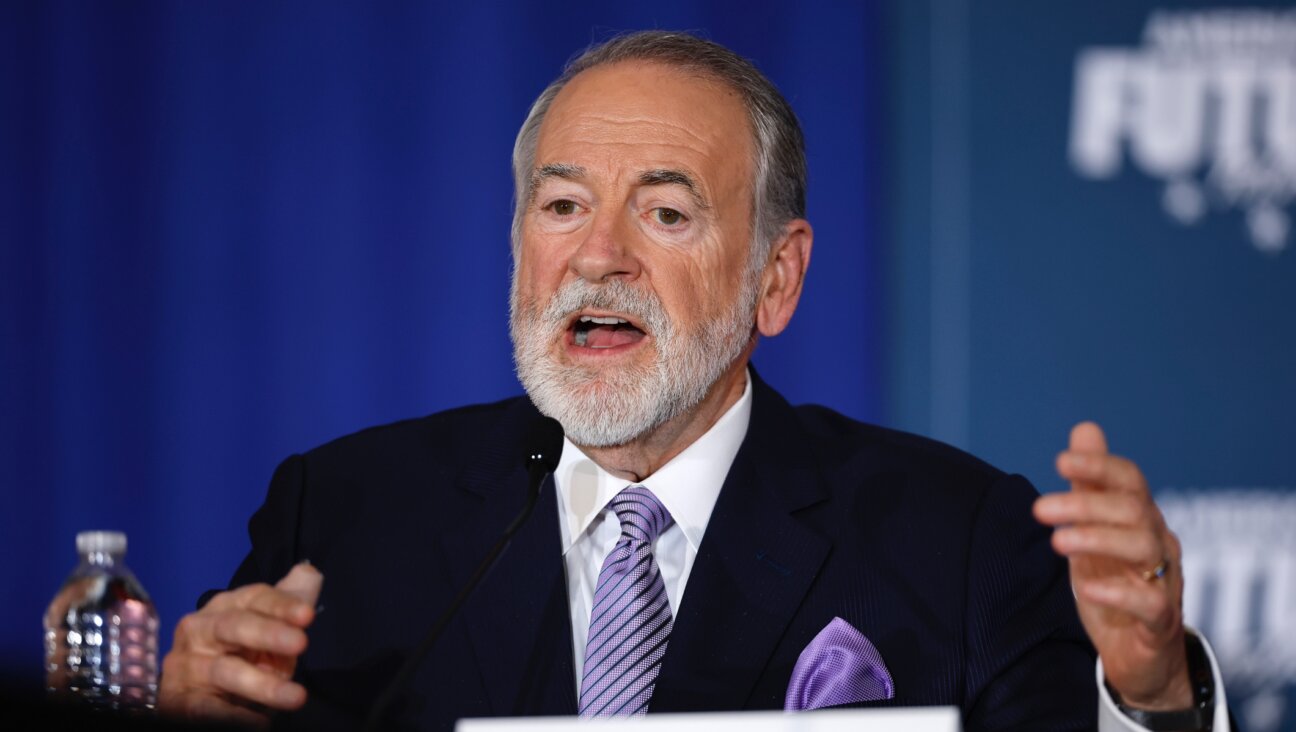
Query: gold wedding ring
[{"left": 1141, "top": 559, "right": 1170, "bottom": 582}]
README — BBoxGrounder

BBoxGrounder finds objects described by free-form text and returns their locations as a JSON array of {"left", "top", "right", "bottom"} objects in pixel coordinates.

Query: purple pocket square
[{"left": 784, "top": 616, "right": 895, "bottom": 711}]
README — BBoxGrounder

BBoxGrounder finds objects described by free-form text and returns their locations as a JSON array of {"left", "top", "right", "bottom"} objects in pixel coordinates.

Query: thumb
[
  {"left": 276, "top": 561, "right": 324, "bottom": 609},
  {"left": 1060, "top": 421, "right": 1109, "bottom": 495}
]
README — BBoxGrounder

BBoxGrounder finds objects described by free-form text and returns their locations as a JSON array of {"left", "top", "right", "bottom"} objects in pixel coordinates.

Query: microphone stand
[{"left": 362, "top": 422, "right": 562, "bottom": 732}]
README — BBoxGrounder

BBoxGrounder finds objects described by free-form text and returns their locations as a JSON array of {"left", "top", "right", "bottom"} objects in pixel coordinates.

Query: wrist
[
  {"left": 1108, "top": 634, "right": 1214, "bottom": 732},
  {"left": 1116, "top": 666, "right": 1193, "bottom": 711}
]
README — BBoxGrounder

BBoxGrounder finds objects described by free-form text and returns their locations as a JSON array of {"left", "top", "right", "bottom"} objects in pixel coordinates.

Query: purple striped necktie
[{"left": 578, "top": 485, "right": 675, "bottom": 717}]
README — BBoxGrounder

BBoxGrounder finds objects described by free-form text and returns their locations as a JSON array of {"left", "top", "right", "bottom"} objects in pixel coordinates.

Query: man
[{"left": 159, "top": 32, "right": 1228, "bottom": 731}]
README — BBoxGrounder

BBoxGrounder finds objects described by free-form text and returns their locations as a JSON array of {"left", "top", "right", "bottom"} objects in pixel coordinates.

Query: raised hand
[
  {"left": 1033, "top": 422, "right": 1193, "bottom": 710},
  {"left": 159, "top": 562, "right": 323, "bottom": 727}
]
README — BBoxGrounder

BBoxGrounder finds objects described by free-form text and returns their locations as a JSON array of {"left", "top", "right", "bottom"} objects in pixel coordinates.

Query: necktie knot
[{"left": 611, "top": 485, "right": 673, "bottom": 544}]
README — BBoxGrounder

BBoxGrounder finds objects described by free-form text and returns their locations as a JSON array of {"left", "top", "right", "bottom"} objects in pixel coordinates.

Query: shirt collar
[{"left": 553, "top": 370, "right": 753, "bottom": 555}]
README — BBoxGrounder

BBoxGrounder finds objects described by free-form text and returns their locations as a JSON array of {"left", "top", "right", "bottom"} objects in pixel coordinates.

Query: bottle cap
[{"left": 76, "top": 531, "right": 127, "bottom": 556}]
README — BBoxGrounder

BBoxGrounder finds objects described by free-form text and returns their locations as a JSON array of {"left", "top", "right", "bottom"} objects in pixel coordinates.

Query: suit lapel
[
  {"left": 650, "top": 374, "right": 831, "bottom": 712},
  {"left": 434, "top": 375, "right": 829, "bottom": 716},
  {"left": 438, "top": 404, "right": 578, "bottom": 717}
]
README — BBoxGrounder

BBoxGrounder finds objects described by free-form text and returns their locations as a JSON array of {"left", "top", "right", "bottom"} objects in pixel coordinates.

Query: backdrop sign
[
  {"left": 887, "top": 2, "right": 1296, "bottom": 730},
  {"left": 1160, "top": 490, "right": 1296, "bottom": 731},
  {"left": 1070, "top": 7, "right": 1296, "bottom": 254},
  {"left": 1067, "top": 12, "right": 1296, "bottom": 724}
]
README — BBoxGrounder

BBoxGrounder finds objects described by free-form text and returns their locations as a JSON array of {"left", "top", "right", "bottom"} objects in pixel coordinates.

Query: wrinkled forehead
[{"left": 533, "top": 61, "right": 756, "bottom": 192}]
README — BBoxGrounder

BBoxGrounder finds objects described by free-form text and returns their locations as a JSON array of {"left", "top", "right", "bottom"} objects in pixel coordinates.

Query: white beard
[{"left": 509, "top": 273, "right": 757, "bottom": 447}]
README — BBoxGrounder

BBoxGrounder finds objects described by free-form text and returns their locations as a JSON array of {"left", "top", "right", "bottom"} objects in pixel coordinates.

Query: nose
[{"left": 569, "top": 208, "right": 641, "bottom": 283}]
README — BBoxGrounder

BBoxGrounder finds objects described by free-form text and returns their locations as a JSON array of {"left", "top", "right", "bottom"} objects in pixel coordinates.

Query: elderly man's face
[{"left": 510, "top": 61, "right": 759, "bottom": 446}]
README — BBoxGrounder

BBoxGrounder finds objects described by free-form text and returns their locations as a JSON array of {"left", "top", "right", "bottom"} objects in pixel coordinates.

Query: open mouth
[{"left": 570, "top": 314, "right": 648, "bottom": 349}]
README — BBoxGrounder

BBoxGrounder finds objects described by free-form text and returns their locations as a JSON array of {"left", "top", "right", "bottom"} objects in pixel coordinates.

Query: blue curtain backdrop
[{"left": 1, "top": 0, "right": 881, "bottom": 682}]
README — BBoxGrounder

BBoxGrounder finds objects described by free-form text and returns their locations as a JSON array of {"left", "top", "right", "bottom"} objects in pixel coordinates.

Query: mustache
[{"left": 539, "top": 279, "right": 671, "bottom": 336}]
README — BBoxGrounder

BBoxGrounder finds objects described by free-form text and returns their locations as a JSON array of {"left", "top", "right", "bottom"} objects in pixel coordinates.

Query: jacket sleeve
[
  {"left": 962, "top": 473, "right": 1099, "bottom": 731},
  {"left": 199, "top": 453, "right": 308, "bottom": 607}
]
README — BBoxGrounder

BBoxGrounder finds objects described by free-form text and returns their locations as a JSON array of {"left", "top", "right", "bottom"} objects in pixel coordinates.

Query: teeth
[
  {"left": 579, "top": 315, "right": 629, "bottom": 325},
  {"left": 575, "top": 329, "right": 588, "bottom": 347}
]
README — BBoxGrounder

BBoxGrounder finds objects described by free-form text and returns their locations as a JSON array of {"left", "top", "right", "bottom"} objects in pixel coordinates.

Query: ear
[{"left": 755, "top": 219, "right": 813, "bottom": 337}]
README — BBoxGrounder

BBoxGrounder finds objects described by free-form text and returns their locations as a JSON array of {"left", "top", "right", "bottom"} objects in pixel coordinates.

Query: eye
[
  {"left": 652, "top": 207, "right": 687, "bottom": 226},
  {"left": 545, "top": 199, "right": 581, "bottom": 216}
]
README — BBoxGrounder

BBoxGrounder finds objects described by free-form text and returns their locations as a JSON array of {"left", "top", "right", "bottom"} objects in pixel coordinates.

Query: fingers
[
  {"left": 1034, "top": 489, "right": 1168, "bottom": 563},
  {"left": 209, "top": 654, "right": 309, "bottom": 709},
  {"left": 1057, "top": 450, "right": 1149, "bottom": 496},
  {"left": 1058, "top": 421, "right": 1135, "bottom": 496},
  {"left": 276, "top": 562, "right": 324, "bottom": 608},
  {"left": 1042, "top": 422, "right": 1171, "bottom": 558},
  {"left": 208, "top": 609, "right": 309, "bottom": 657},
  {"left": 1050, "top": 525, "right": 1163, "bottom": 565},
  {"left": 204, "top": 579, "right": 316, "bottom": 628},
  {"left": 173, "top": 599, "right": 311, "bottom": 658},
  {"left": 165, "top": 651, "right": 307, "bottom": 710},
  {"left": 160, "top": 562, "right": 322, "bottom": 723},
  {"left": 1034, "top": 490, "right": 1150, "bottom": 527}
]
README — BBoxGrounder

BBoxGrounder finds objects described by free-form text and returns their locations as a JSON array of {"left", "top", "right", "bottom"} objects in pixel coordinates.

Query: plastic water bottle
[{"left": 44, "top": 531, "right": 159, "bottom": 712}]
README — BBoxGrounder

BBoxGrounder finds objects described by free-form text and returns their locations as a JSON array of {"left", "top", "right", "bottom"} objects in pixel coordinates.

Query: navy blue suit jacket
[{"left": 224, "top": 373, "right": 1097, "bottom": 731}]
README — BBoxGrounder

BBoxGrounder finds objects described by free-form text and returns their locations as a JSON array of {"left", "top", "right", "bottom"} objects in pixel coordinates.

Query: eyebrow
[
  {"left": 638, "top": 168, "right": 711, "bottom": 210},
  {"left": 528, "top": 163, "right": 587, "bottom": 203},
  {"left": 527, "top": 163, "right": 712, "bottom": 210}
]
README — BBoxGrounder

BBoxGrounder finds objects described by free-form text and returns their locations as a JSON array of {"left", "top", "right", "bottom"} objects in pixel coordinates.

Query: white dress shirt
[
  {"left": 549, "top": 372, "right": 1228, "bottom": 731},
  {"left": 554, "top": 373, "right": 752, "bottom": 683}
]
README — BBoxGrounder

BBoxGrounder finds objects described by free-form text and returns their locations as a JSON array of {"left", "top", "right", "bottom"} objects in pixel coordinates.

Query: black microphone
[{"left": 362, "top": 416, "right": 564, "bottom": 732}]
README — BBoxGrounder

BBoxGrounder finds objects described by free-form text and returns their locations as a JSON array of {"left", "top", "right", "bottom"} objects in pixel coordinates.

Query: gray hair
[{"left": 509, "top": 30, "right": 807, "bottom": 270}]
